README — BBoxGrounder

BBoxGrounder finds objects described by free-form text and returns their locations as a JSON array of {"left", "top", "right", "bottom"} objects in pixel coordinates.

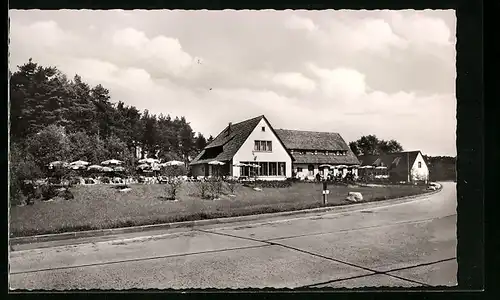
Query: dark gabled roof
[
  {"left": 357, "top": 151, "right": 424, "bottom": 172},
  {"left": 291, "top": 153, "right": 360, "bottom": 165},
  {"left": 190, "top": 115, "right": 264, "bottom": 165},
  {"left": 275, "top": 129, "right": 350, "bottom": 151},
  {"left": 190, "top": 115, "right": 294, "bottom": 165},
  {"left": 275, "top": 129, "right": 359, "bottom": 165}
]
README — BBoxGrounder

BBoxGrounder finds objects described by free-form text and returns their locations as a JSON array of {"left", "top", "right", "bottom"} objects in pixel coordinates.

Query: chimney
[{"left": 227, "top": 122, "right": 232, "bottom": 136}]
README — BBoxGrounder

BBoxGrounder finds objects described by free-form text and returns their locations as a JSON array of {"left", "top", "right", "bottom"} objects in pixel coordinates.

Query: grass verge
[{"left": 9, "top": 182, "right": 430, "bottom": 237}]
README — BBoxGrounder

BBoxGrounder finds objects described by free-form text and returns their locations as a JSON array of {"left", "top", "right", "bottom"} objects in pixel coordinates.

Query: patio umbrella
[
  {"left": 165, "top": 160, "right": 185, "bottom": 166},
  {"left": 101, "top": 167, "right": 114, "bottom": 172},
  {"left": 138, "top": 158, "right": 160, "bottom": 164},
  {"left": 375, "top": 166, "right": 388, "bottom": 169},
  {"left": 334, "top": 165, "right": 347, "bottom": 169},
  {"left": 48, "top": 161, "right": 69, "bottom": 168},
  {"left": 69, "top": 165, "right": 86, "bottom": 170},
  {"left": 319, "top": 164, "right": 333, "bottom": 168},
  {"left": 136, "top": 164, "right": 150, "bottom": 170},
  {"left": 233, "top": 163, "right": 250, "bottom": 167},
  {"left": 70, "top": 160, "right": 90, "bottom": 166},
  {"left": 113, "top": 166, "right": 126, "bottom": 172},
  {"left": 101, "top": 159, "right": 123, "bottom": 165},
  {"left": 87, "top": 165, "right": 104, "bottom": 171}
]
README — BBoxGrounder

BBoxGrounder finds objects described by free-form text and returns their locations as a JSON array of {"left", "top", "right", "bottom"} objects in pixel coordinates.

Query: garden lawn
[{"left": 9, "top": 182, "right": 429, "bottom": 237}]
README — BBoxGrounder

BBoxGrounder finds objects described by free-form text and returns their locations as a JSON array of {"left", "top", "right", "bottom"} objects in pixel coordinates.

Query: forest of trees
[
  {"left": 9, "top": 59, "right": 214, "bottom": 200},
  {"left": 349, "top": 135, "right": 404, "bottom": 156}
]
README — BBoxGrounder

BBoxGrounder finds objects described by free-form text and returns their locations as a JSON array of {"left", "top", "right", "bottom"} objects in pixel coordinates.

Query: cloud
[
  {"left": 10, "top": 20, "right": 73, "bottom": 51},
  {"left": 307, "top": 64, "right": 367, "bottom": 100},
  {"left": 387, "top": 11, "right": 453, "bottom": 46},
  {"left": 262, "top": 72, "right": 317, "bottom": 93},
  {"left": 316, "top": 17, "right": 407, "bottom": 54},
  {"left": 111, "top": 27, "right": 197, "bottom": 78},
  {"left": 285, "top": 15, "right": 318, "bottom": 31}
]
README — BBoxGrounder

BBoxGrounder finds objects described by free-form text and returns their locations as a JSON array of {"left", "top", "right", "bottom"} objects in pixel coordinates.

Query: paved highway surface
[{"left": 9, "top": 182, "right": 457, "bottom": 290}]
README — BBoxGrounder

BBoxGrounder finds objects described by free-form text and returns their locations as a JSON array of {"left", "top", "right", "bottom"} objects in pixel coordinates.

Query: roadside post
[{"left": 322, "top": 182, "right": 329, "bottom": 205}]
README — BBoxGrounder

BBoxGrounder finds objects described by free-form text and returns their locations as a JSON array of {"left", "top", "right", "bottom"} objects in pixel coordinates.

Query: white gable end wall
[
  {"left": 233, "top": 118, "right": 292, "bottom": 179},
  {"left": 410, "top": 152, "right": 429, "bottom": 183}
]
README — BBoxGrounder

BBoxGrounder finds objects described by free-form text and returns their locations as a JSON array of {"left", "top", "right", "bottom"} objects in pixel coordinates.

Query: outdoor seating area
[{"left": 38, "top": 158, "right": 189, "bottom": 187}]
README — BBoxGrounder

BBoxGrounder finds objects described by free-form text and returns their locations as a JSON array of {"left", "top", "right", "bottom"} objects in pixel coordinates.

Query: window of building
[
  {"left": 297, "top": 167, "right": 303, "bottom": 172},
  {"left": 278, "top": 162, "right": 285, "bottom": 176},
  {"left": 254, "top": 140, "right": 272, "bottom": 152},
  {"left": 261, "top": 162, "right": 269, "bottom": 176},
  {"left": 261, "top": 126, "right": 265, "bottom": 132},
  {"left": 254, "top": 141, "right": 260, "bottom": 151},
  {"left": 258, "top": 162, "right": 265, "bottom": 176},
  {"left": 418, "top": 162, "right": 422, "bottom": 168},
  {"left": 240, "top": 162, "right": 250, "bottom": 177},
  {"left": 269, "top": 162, "right": 277, "bottom": 176},
  {"left": 308, "top": 164, "right": 314, "bottom": 176}
]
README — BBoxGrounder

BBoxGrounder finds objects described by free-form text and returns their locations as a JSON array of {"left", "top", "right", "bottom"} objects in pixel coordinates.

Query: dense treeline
[
  {"left": 424, "top": 155, "right": 456, "bottom": 181},
  {"left": 349, "top": 135, "right": 404, "bottom": 156},
  {"left": 9, "top": 59, "right": 214, "bottom": 202}
]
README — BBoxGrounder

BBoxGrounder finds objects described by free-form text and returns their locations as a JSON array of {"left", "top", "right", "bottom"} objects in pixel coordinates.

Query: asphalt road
[{"left": 9, "top": 182, "right": 457, "bottom": 290}]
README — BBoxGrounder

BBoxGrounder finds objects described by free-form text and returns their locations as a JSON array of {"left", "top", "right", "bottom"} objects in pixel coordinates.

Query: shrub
[
  {"left": 196, "top": 181, "right": 211, "bottom": 199},
  {"left": 69, "top": 177, "right": 81, "bottom": 186},
  {"left": 60, "top": 189, "right": 75, "bottom": 200},
  {"left": 225, "top": 180, "right": 238, "bottom": 194},
  {"left": 163, "top": 165, "right": 187, "bottom": 177},
  {"left": 164, "top": 178, "right": 183, "bottom": 200},
  {"left": 207, "top": 177, "right": 223, "bottom": 199},
  {"left": 9, "top": 142, "right": 43, "bottom": 206},
  {"left": 38, "top": 185, "right": 58, "bottom": 201}
]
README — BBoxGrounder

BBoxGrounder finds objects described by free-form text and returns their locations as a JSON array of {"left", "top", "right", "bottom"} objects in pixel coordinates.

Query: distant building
[
  {"left": 275, "top": 129, "right": 360, "bottom": 180},
  {"left": 357, "top": 151, "right": 429, "bottom": 183},
  {"left": 189, "top": 115, "right": 359, "bottom": 180}
]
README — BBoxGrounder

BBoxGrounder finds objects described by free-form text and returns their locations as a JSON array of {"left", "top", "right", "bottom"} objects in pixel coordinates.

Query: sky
[{"left": 9, "top": 9, "right": 457, "bottom": 156}]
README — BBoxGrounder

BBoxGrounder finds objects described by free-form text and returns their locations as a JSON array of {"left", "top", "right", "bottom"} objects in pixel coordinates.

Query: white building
[
  {"left": 357, "top": 151, "right": 430, "bottom": 183},
  {"left": 189, "top": 115, "right": 360, "bottom": 180}
]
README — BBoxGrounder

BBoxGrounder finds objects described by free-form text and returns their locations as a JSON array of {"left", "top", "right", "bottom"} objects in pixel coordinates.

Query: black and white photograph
[{"left": 8, "top": 9, "right": 459, "bottom": 290}]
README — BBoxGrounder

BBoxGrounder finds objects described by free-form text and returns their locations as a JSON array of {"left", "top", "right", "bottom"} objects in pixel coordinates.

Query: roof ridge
[
  {"left": 230, "top": 115, "right": 264, "bottom": 127},
  {"left": 276, "top": 128, "right": 341, "bottom": 135}
]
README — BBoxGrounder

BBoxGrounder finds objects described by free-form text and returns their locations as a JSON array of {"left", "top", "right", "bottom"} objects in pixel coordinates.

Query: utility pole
[
  {"left": 322, "top": 182, "right": 329, "bottom": 205},
  {"left": 407, "top": 152, "right": 410, "bottom": 183}
]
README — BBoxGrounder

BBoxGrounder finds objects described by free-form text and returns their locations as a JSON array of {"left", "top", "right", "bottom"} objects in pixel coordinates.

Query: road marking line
[{"left": 265, "top": 214, "right": 457, "bottom": 241}]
